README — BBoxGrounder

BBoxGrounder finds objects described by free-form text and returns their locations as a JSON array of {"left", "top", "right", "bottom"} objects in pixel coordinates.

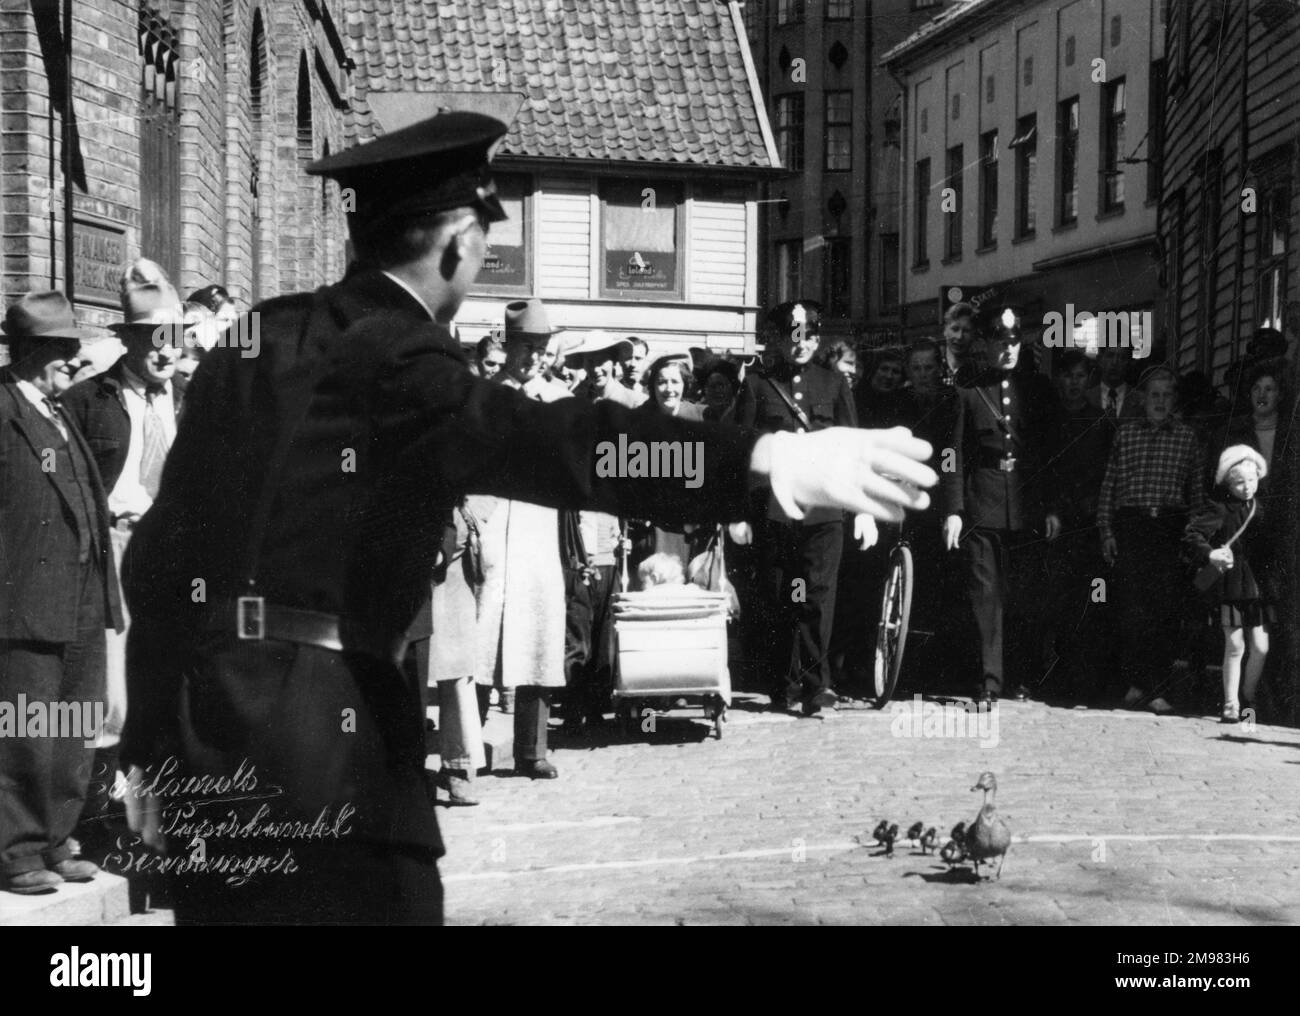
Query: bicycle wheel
[{"left": 871, "top": 544, "right": 913, "bottom": 709}]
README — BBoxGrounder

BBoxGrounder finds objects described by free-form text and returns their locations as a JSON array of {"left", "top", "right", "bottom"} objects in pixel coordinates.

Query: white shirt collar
[
  {"left": 122, "top": 365, "right": 169, "bottom": 397},
  {"left": 381, "top": 271, "right": 437, "bottom": 322},
  {"left": 15, "top": 378, "right": 55, "bottom": 412}
]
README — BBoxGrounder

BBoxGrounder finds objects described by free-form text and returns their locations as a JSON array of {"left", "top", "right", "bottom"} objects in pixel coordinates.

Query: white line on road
[
  {"left": 442, "top": 833, "right": 1300, "bottom": 883},
  {"left": 467, "top": 816, "right": 642, "bottom": 834}
]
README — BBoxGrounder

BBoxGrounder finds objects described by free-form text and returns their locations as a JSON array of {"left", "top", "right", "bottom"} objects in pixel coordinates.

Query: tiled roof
[
  {"left": 343, "top": 0, "right": 777, "bottom": 170},
  {"left": 880, "top": 0, "right": 1001, "bottom": 66}
]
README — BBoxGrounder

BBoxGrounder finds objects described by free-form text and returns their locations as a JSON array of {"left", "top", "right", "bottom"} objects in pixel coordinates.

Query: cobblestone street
[{"left": 438, "top": 696, "right": 1300, "bottom": 925}]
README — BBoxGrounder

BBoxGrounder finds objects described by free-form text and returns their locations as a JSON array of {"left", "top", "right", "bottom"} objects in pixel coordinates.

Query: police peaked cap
[
  {"left": 981, "top": 304, "right": 1025, "bottom": 342},
  {"left": 307, "top": 111, "right": 510, "bottom": 228},
  {"left": 767, "top": 300, "right": 823, "bottom": 334}
]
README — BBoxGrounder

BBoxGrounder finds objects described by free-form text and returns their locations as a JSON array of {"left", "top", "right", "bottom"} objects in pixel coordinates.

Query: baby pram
[{"left": 611, "top": 525, "right": 733, "bottom": 739}]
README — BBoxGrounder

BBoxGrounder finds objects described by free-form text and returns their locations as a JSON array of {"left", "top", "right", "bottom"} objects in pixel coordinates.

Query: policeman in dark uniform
[
  {"left": 733, "top": 301, "right": 873, "bottom": 715},
  {"left": 940, "top": 305, "right": 1063, "bottom": 703},
  {"left": 118, "top": 113, "right": 938, "bottom": 925}
]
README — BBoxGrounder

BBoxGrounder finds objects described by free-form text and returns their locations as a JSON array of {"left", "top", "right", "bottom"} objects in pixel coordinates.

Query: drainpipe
[
  {"left": 889, "top": 63, "right": 909, "bottom": 337},
  {"left": 62, "top": 0, "right": 75, "bottom": 302}
]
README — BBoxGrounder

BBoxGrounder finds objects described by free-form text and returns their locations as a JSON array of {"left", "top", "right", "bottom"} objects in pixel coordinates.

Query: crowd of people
[
  {"left": 1, "top": 246, "right": 1293, "bottom": 892},
  {"left": 415, "top": 295, "right": 1295, "bottom": 807},
  {"left": 0, "top": 262, "right": 235, "bottom": 894}
]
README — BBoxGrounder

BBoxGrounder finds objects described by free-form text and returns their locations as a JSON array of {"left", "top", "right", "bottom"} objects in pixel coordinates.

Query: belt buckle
[
  {"left": 237, "top": 596, "right": 266, "bottom": 640},
  {"left": 999, "top": 457, "right": 1017, "bottom": 472}
]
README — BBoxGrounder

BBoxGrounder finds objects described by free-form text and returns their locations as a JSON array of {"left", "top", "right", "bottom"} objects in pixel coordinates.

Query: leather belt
[
  {"left": 205, "top": 599, "right": 407, "bottom": 663},
  {"left": 1116, "top": 505, "right": 1186, "bottom": 520}
]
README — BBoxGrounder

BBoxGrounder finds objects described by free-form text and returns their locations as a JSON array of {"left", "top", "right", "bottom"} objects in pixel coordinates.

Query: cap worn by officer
[
  {"left": 981, "top": 304, "right": 1024, "bottom": 344},
  {"left": 768, "top": 300, "right": 823, "bottom": 337},
  {"left": 306, "top": 110, "right": 511, "bottom": 236}
]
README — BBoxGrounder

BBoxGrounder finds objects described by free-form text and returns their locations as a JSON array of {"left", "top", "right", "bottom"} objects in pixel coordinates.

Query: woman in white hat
[{"left": 1185, "top": 445, "right": 1276, "bottom": 723}]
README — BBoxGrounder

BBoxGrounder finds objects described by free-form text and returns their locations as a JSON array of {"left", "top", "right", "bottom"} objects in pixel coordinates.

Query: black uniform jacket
[
  {"left": 61, "top": 358, "right": 187, "bottom": 493},
  {"left": 120, "top": 270, "right": 759, "bottom": 852},
  {"left": 0, "top": 379, "right": 123, "bottom": 640},
  {"left": 940, "top": 365, "right": 1063, "bottom": 533},
  {"left": 733, "top": 360, "right": 856, "bottom": 524},
  {"left": 734, "top": 359, "right": 857, "bottom": 434}
]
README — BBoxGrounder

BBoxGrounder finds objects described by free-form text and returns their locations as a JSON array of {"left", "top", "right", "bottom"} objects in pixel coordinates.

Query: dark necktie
[
  {"left": 44, "top": 397, "right": 68, "bottom": 441},
  {"left": 140, "top": 384, "right": 168, "bottom": 498},
  {"left": 1105, "top": 387, "right": 1118, "bottom": 417}
]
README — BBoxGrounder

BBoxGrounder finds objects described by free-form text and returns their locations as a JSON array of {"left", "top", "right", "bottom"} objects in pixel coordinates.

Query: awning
[{"left": 1009, "top": 125, "right": 1037, "bottom": 149}]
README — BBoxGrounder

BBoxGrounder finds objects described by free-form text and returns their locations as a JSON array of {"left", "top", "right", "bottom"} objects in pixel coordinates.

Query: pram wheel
[
  {"left": 872, "top": 544, "right": 913, "bottom": 709},
  {"left": 709, "top": 697, "right": 726, "bottom": 739},
  {"left": 615, "top": 701, "right": 635, "bottom": 737}
]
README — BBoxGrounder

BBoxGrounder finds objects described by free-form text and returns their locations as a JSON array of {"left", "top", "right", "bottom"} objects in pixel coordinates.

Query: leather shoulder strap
[{"left": 763, "top": 374, "right": 814, "bottom": 431}]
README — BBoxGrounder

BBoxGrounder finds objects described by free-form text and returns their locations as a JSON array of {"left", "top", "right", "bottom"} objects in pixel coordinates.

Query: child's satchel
[{"left": 1192, "top": 501, "right": 1256, "bottom": 594}]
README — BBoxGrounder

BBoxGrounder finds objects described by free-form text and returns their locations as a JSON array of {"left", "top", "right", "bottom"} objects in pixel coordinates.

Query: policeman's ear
[
  {"left": 437, "top": 211, "right": 480, "bottom": 282},
  {"left": 439, "top": 229, "right": 466, "bottom": 283}
]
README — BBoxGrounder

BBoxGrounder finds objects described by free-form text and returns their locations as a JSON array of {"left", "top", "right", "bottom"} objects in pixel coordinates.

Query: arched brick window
[{"left": 138, "top": 4, "right": 181, "bottom": 279}]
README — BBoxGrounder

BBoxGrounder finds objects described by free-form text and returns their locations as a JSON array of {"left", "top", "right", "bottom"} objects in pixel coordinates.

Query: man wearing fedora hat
[
  {"left": 471, "top": 298, "right": 571, "bottom": 775},
  {"left": 0, "top": 290, "right": 123, "bottom": 895},
  {"left": 61, "top": 260, "right": 188, "bottom": 799},
  {"left": 117, "top": 109, "right": 937, "bottom": 925}
]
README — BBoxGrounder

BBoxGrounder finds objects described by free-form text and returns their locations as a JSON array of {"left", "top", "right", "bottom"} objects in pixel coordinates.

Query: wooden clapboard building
[
  {"left": 1159, "top": 0, "right": 1299, "bottom": 380},
  {"left": 343, "top": 0, "right": 780, "bottom": 356},
  {"left": 1159, "top": 0, "right": 1300, "bottom": 723}
]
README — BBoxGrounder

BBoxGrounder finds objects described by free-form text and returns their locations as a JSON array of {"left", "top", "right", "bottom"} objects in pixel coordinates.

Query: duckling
[
  {"left": 872, "top": 820, "right": 891, "bottom": 847},
  {"left": 919, "top": 827, "right": 940, "bottom": 854},
  {"left": 940, "top": 822, "right": 966, "bottom": 865},
  {"left": 906, "top": 821, "right": 925, "bottom": 845},
  {"left": 881, "top": 822, "right": 900, "bottom": 856},
  {"left": 966, "top": 771, "right": 1012, "bottom": 880}
]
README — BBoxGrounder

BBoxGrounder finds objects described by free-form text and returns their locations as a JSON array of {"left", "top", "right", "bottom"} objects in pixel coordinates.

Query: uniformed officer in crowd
[
  {"left": 117, "top": 112, "right": 938, "bottom": 925},
  {"left": 732, "top": 301, "right": 877, "bottom": 715},
  {"left": 940, "top": 305, "right": 1063, "bottom": 703}
]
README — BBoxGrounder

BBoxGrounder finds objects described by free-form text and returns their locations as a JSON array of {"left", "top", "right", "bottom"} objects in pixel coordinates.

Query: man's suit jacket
[
  {"left": 120, "top": 269, "right": 760, "bottom": 853},
  {"left": 940, "top": 366, "right": 1063, "bottom": 532},
  {"left": 1087, "top": 383, "right": 1144, "bottom": 425},
  {"left": 0, "top": 379, "right": 123, "bottom": 641},
  {"left": 60, "top": 359, "right": 188, "bottom": 493}
]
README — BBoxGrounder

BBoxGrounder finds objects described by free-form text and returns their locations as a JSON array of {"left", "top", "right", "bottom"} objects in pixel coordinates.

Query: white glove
[
  {"left": 853, "top": 513, "right": 878, "bottom": 550},
  {"left": 760, "top": 426, "right": 936, "bottom": 524},
  {"left": 121, "top": 766, "right": 165, "bottom": 853},
  {"left": 728, "top": 521, "right": 753, "bottom": 546},
  {"left": 943, "top": 514, "right": 963, "bottom": 550},
  {"left": 1209, "top": 547, "right": 1234, "bottom": 571}
]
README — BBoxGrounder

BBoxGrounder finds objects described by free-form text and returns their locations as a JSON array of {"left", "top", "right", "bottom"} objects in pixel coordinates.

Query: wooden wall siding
[
  {"left": 538, "top": 185, "right": 592, "bottom": 300},
  {"left": 689, "top": 198, "right": 748, "bottom": 305},
  {"left": 1162, "top": 0, "right": 1300, "bottom": 382}
]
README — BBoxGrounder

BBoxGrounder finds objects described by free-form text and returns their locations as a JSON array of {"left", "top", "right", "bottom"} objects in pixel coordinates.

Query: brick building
[{"left": 0, "top": 0, "right": 353, "bottom": 364}]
